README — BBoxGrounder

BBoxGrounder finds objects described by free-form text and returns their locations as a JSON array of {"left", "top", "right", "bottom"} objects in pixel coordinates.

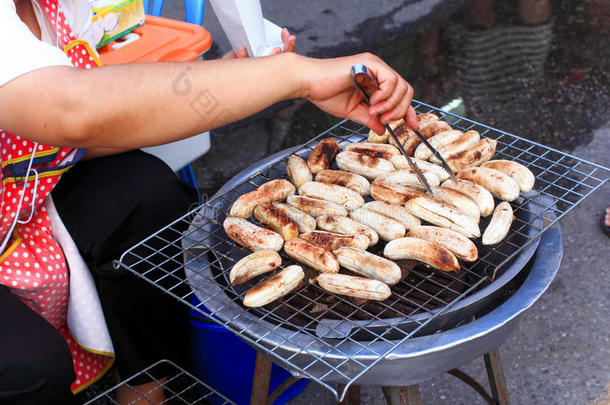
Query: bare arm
[{"left": 0, "top": 52, "right": 417, "bottom": 149}]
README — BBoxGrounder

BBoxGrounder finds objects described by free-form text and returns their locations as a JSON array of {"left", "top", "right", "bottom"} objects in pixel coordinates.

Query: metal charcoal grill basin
[{"left": 182, "top": 141, "right": 548, "bottom": 387}]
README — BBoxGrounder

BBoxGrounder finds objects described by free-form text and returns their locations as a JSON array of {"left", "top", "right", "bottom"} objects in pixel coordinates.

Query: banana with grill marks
[
  {"left": 284, "top": 238, "right": 340, "bottom": 273},
  {"left": 349, "top": 208, "right": 406, "bottom": 242},
  {"left": 230, "top": 250, "right": 282, "bottom": 286},
  {"left": 307, "top": 138, "right": 339, "bottom": 174},
  {"left": 370, "top": 181, "right": 427, "bottom": 205},
  {"left": 286, "top": 195, "right": 347, "bottom": 217},
  {"left": 333, "top": 247, "right": 401, "bottom": 285},
  {"left": 482, "top": 201, "right": 514, "bottom": 245},
  {"left": 375, "top": 170, "right": 440, "bottom": 190},
  {"left": 298, "top": 181, "right": 364, "bottom": 210},
  {"left": 315, "top": 169, "right": 370, "bottom": 196},
  {"left": 344, "top": 143, "right": 401, "bottom": 160},
  {"left": 223, "top": 217, "right": 284, "bottom": 251},
  {"left": 316, "top": 214, "right": 379, "bottom": 247},
  {"left": 317, "top": 273, "right": 392, "bottom": 301},
  {"left": 431, "top": 130, "right": 480, "bottom": 164},
  {"left": 430, "top": 186, "right": 481, "bottom": 223},
  {"left": 243, "top": 265, "right": 304, "bottom": 307},
  {"left": 229, "top": 179, "right": 296, "bottom": 218},
  {"left": 414, "top": 130, "right": 463, "bottom": 160},
  {"left": 481, "top": 160, "right": 535, "bottom": 192},
  {"left": 405, "top": 196, "right": 481, "bottom": 238},
  {"left": 253, "top": 203, "right": 299, "bottom": 241},
  {"left": 336, "top": 151, "right": 395, "bottom": 180},
  {"left": 286, "top": 155, "right": 312, "bottom": 189},
  {"left": 300, "top": 231, "right": 369, "bottom": 251},
  {"left": 446, "top": 138, "right": 496, "bottom": 172},
  {"left": 272, "top": 203, "right": 316, "bottom": 233},
  {"left": 384, "top": 237, "right": 460, "bottom": 272},
  {"left": 390, "top": 156, "right": 450, "bottom": 182},
  {"left": 362, "top": 200, "right": 421, "bottom": 230},
  {"left": 407, "top": 226, "right": 478, "bottom": 262},
  {"left": 457, "top": 167, "right": 520, "bottom": 202},
  {"left": 441, "top": 179, "right": 495, "bottom": 217}
]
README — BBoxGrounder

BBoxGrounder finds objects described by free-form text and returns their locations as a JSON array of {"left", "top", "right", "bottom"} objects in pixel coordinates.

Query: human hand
[
  {"left": 298, "top": 53, "right": 418, "bottom": 135},
  {"left": 222, "top": 28, "right": 296, "bottom": 59}
]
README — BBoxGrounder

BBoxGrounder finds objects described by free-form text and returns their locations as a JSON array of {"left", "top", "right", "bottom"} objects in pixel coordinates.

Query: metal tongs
[{"left": 351, "top": 64, "right": 457, "bottom": 194}]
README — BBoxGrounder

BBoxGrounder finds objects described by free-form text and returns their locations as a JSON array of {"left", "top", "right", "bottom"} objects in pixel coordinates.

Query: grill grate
[
  {"left": 115, "top": 101, "right": 609, "bottom": 402},
  {"left": 83, "top": 360, "right": 235, "bottom": 404}
]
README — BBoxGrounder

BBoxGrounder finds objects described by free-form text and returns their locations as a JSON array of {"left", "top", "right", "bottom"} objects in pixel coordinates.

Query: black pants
[{"left": 0, "top": 151, "right": 198, "bottom": 404}]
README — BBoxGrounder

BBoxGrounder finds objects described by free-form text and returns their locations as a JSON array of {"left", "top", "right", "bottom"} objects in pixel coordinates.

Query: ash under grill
[{"left": 116, "top": 100, "right": 609, "bottom": 400}]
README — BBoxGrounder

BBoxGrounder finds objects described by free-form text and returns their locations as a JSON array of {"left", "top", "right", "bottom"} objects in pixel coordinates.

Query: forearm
[{"left": 1, "top": 53, "right": 305, "bottom": 149}]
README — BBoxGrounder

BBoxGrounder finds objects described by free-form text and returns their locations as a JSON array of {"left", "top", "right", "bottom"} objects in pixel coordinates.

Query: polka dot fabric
[{"left": 0, "top": 0, "right": 110, "bottom": 394}]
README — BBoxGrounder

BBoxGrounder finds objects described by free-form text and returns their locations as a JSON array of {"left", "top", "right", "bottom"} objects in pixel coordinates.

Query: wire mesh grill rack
[
  {"left": 83, "top": 360, "right": 235, "bottom": 404},
  {"left": 115, "top": 100, "right": 609, "bottom": 402}
]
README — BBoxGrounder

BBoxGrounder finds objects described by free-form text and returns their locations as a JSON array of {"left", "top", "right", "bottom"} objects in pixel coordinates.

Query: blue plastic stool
[{"left": 142, "top": 0, "right": 206, "bottom": 25}]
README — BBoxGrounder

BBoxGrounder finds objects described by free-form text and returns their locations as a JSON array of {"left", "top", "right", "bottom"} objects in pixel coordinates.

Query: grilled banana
[
  {"left": 301, "top": 231, "right": 369, "bottom": 251},
  {"left": 481, "top": 160, "right": 535, "bottom": 192},
  {"left": 317, "top": 273, "right": 392, "bottom": 301},
  {"left": 407, "top": 226, "right": 478, "bottom": 262},
  {"left": 414, "top": 130, "right": 463, "bottom": 160},
  {"left": 286, "top": 155, "right": 312, "bottom": 189},
  {"left": 368, "top": 119, "right": 404, "bottom": 143},
  {"left": 223, "top": 217, "right": 284, "bottom": 251},
  {"left": 253, "top": 203, "right": 299, "bottom": 241},
  {"left": 298, "top": 181, "right": 364, "bottom": 210},
  {"left": 482, "top": 201, "right": 514, "bottom": 245},
  {"left": 229, "top": 179, "right": 296, "bottom": 218},
  {"left": 286, "top": 195, "right": 347, "bottom": 217},
  {"left": 418, "top": 120, "right": 452, "bottom": 138},
  {"left": 431, "top": 130, "right": 480, "bottom": 164},
  {"left": 344, "top": 143, "right": 401, "bottom": 160},
  {"left": 417, "top": 113, "right": 439, "bottom": 126},
  {"left": 272, "top": 203, "right": 316, "bottom": 233},
  {"left": 333, "top": 247, "right": 401, "bottom": 285},
  {"left": 284, "top": 238, "right": 340, "bottom": 273},
  {"left": 390, "top": 156, "right": 450, "bottom": 182},
  {"left": 349, "top": 208, "right": 406, "bottom": 242},
  {"left": 457, "top": 167, "right": 520, "bottom": 202},
  {"left": 316, "top": 214, "right": 379, "bottom": 247},
  {"left": 370, "top": 181, "right": 427, "bottom": 205},
  {"left": 315, "top": 169, "right": 370, "bottom": 196},
  {"left": 405, "top": 196, "right": 481, "bottom": 238},
  {"left": 446, "top": 138, "right": 496, "bottom": 172},
  {"left": 230, "top": 250, "right": 282, "bottom": 286},
  {"left": 362, "top": 200, "right": 421, "bottom": 230},
  {"left": 243, "top": 265, "right": 304, "bottom": 307},
  {"left": 384, "top": 237, "right": 460, "bottom": 272},
  {"left": 430, "top": 186, "right": 481, "bottom": 223},
  {"left": 307, "top": 138, "right": 339, "bottom": 174},
  {"left": 375, "top": 170, "right": 440, "bottom": 190},
  {"left": 335, "top": 151, "right": 395, "bottom": 180},
  {"left": 441, "top": 179, "right": 495, "bottom": 217}
]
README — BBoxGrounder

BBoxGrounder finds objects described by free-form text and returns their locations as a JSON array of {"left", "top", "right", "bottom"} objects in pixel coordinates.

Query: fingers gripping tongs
[{"left": 351, "top": 64, "right": 457, "bottom": 194}]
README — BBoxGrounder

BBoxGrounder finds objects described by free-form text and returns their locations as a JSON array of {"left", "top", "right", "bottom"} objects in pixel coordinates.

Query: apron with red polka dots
[{"left": 0, "top": 0, "right": 112, "bottom": 394}]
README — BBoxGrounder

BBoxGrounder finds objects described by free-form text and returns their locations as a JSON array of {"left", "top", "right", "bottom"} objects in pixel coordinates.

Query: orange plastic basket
[{"left": 98, "top": 15, "right": 212, "bottom": 65}]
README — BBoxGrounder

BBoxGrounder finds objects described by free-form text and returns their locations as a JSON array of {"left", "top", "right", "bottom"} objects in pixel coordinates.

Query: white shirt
[{"left": 0, "top": 0, "right": 95, "bottom": 88}]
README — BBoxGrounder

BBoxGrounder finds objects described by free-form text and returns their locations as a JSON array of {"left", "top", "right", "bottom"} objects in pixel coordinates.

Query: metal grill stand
[{"left": 115, "top": 101, "right": 606, "bottom": 403}]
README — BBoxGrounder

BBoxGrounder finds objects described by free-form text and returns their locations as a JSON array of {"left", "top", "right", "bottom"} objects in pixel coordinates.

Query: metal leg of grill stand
[
  {"left": 484, "top": 349, "right": 509, "bottom": 405},
  {"left": 382, "top": 385, "right": 421, "bottom": 405},
  {"left": 337, "top": 384, "right": 361, "bottom": 405},
  {"left": 250, "top": 352, "right": 303, "bottom": 405},
  {"left": 251, "top": 352, "right": 272, "bottom": 405}
]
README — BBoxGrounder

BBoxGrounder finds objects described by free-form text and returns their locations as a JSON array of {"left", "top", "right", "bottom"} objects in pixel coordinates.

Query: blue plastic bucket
[{"left": 188, "top": 297, "right": 309, "bottom": 405}]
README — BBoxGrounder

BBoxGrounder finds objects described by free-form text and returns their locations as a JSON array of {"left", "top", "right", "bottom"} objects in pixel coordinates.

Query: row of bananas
[{"left": 223, "top": 113, "right": 535, "bottom": 307}]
